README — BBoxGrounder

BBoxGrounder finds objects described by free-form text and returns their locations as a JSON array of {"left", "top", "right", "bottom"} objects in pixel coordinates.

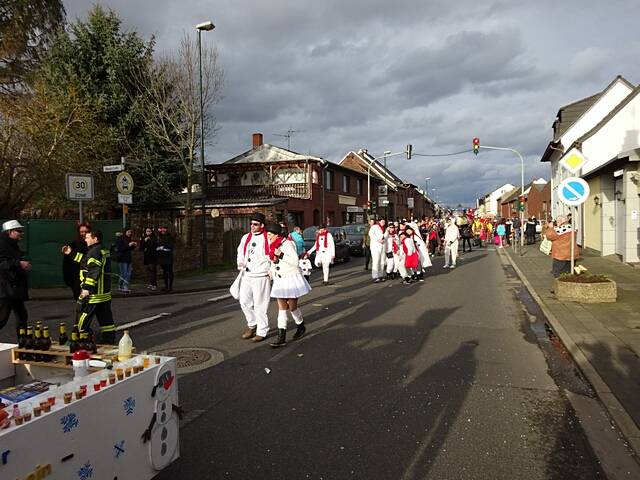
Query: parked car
[
  {"left": 302, "top": 226, "right": 351, "bottom": 263},
  {"left": 342, "top": 223, "right": 367, "bottom": 256}
]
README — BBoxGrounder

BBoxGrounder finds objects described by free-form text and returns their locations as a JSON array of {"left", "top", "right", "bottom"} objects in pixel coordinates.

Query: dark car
[
  {"left": 302, "top": 226, "right": 351, "bottom": 263},
  {"left": 342, "top": 223, "right": 367, "bottom": 256}
]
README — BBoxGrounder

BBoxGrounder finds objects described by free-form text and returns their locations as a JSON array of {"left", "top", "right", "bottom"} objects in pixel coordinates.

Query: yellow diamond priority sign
[{"left": 559, "top": 149, "right": 589, "bottom": 174}]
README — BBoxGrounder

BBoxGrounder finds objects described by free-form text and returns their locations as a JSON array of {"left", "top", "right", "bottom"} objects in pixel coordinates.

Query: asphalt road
[{"left": 1, "top": 249, "right": 623, "bottom": 478}]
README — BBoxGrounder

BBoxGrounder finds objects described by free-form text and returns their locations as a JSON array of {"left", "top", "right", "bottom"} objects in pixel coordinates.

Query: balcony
[{"left": 208, "top": 183, "right": 310, "bottom": 201}]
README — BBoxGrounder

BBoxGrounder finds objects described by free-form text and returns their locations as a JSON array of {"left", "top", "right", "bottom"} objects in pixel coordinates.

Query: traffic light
[
  {"left": 472, "top": 137, "right": 480, "bottom": 155},
  {"left": 518, "top": 195, "right": 525, "bottom": 204},
  {"left": 372, "top": 200, "right": 377, "bottom": 210},
  {"left": 406, "top": 144, "right": 412, "bottom": 160},
  {"left": 366, "top": 201, "right": 372, "bottom": 211}
]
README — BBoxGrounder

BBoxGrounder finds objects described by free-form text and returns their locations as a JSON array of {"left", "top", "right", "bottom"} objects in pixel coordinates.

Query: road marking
[
  {"left": 116, "top": 312, "right": 171, "bottom": 331},
  {"left": 207, "top": 294, "right": 232, "bottom": 302}
]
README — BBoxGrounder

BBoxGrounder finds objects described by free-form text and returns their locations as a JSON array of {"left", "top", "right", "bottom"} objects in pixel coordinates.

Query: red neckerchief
[
  {"left": 243, "top": 230, "right": 268, "bottom": 257},
  {"left": 268, "top": 236, "right": 285, "bottom": 261},
  {"left": 401, "top": 237, "right": 410, "bottom": 255},
  {"left": 390, "top": 233, "right": 398, "bottom": 253},
  {"left": 315, "top": 231, "right": 328, "bottom": 250}
]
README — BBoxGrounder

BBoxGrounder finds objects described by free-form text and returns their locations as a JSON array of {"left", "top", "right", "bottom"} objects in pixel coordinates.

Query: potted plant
[{"left": 554, "top": 268, "right": 617, "bottom": 303}]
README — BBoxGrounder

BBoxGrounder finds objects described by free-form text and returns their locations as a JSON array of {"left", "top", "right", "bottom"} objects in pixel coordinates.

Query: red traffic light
[{"left": 472, "top": 137, "right": 480, "bottom": 146}]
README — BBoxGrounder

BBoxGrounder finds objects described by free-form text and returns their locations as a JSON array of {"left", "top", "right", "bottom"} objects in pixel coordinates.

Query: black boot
[
  {"left": 270, "top": 329, "right": 287, "bottom": 348},
  {"left": 293, "top": 322, "right": 306, "bottom": 340},
  {"left": 101, "top": 331, "right": 117, "bottom": 346}
]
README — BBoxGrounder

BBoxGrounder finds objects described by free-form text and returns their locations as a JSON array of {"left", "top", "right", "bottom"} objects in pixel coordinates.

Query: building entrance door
[{"left": 615, "top": 178, "right": 624, "bottom": 256}]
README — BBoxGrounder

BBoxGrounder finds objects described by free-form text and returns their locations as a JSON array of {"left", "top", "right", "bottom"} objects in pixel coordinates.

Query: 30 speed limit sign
[{"left": 66, "top": 173, "right": 94, "bottom": 200}]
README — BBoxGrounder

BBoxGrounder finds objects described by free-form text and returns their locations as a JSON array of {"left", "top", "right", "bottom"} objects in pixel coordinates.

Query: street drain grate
[{"left": 153, "top": 347, "right": 224, "bottom": 374}]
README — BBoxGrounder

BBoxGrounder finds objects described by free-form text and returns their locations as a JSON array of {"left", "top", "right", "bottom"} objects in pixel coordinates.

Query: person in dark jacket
[
  {"left": 140, "top": 227, "right": 158, "bottom": 290},
  {"left": 62, "top": 222, "right": 91, "bottom": 299},
  {"left": 156, "top": 227, "right": 174, "bottom": 292},
  {"left": 113, "top": 228, "right": 137, "bottom": 293},
  {"left": 0, "top": 220, "right": 31, "bottom": 335}
]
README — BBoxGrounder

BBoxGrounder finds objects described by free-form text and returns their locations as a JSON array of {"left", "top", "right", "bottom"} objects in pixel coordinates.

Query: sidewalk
[
  {"left": 29, "top": 268, "right": 238, "bottom": 300},
  {"left": 503, "top": 244, "right": 640, "bottom": 456}
]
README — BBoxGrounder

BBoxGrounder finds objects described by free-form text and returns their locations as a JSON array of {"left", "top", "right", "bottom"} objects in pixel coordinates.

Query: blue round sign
[{"left": 558, "top": 177, "right": 590, "bottom": 206}]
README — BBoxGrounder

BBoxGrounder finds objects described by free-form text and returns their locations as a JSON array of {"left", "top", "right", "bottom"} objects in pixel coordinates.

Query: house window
[
  {"left": 312, "top": 169, "right": 319, "bottom": 184},
  {"left": 356, "top": 179, "right": 363, "bottom": 195},
  {"left": 325, "top": 170, "right": 334, "bottom": 191},
  {"left": 343, "top": 175, "right": 350, "bottom": 193}
]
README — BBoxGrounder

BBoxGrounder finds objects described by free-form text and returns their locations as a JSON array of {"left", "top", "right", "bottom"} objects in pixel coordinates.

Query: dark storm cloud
[{"left": 63, "top": 0, "right": 640, "bottom": 206}]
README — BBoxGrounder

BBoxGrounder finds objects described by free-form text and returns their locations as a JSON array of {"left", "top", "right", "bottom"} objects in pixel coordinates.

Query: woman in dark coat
[
  {"left": 156, "top": 227, "right": 174, "bottom": 292},
  {"left": 140, "top": 227, "right": 158, "bottom": 290}
]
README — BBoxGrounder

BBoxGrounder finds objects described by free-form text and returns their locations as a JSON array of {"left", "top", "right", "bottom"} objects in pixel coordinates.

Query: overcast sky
[{"left": 64, "top": 0, "right": 640, "bottom": 206}]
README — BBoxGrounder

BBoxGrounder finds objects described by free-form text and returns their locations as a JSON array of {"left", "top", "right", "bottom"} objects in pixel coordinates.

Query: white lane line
[
  {"left": 116, "top": 312, "right": 171, "bottom": 331},
  {"left": 207, "top": 294, "right": 232, "bottom": 302}
]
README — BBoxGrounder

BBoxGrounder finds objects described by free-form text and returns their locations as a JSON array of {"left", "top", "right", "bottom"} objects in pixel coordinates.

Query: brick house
[
  {"left": 338, "top": 150, "right": 434, "bottom": 220},
  {"left": 205, "top": 133, "right": 378, "bottom": 229},
  {"left": 499, "top": 179, "right": 551, "bottom": 220}
]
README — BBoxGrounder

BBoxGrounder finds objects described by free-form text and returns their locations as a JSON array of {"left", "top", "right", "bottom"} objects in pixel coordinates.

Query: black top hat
[
  {"left": 251, "top": 212, "right": 266, "bottom": 224},
  {"left": 265, "top": 222, "right": 282, "bottom": 235}
]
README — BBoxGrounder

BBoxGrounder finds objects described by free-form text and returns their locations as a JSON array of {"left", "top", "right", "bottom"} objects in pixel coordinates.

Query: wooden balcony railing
[{"left": 208, "top": 183, "right": 310, "bottom": 200}]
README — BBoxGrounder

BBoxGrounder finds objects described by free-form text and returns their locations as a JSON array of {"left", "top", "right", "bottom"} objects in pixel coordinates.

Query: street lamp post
[
  {"left": 425, "top": 177, "right": 431, "bottom": 197},
  {"left": 196, "top": 20, "right": 215, "bottom": 270},
  {"left": 360, "top": 149, "right": 405, "bottom": 220}
]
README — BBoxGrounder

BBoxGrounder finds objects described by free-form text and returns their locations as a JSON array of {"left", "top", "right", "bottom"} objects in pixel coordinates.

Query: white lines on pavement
[
  {"left": 116, "top": 312, "right": 171, "bottom": 331},
  {"left": 207, "top": 294, "right": 232, "bottom": 302}
]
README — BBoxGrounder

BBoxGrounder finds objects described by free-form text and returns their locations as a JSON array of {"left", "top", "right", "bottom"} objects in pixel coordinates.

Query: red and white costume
[
  {"left": 384, "top": 231, "right": 400, "bottom": 275},
  {"left": 235, "top": 230, "right": 271, "bottom": 337},
  {"left": 307, "top": 230, "right": 335, "bottom": 283}
]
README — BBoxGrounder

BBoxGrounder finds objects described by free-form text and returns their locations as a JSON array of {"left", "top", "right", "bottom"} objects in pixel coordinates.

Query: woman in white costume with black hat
[{"left": 265, "top": 223, "right": 312, "bottom": 348}]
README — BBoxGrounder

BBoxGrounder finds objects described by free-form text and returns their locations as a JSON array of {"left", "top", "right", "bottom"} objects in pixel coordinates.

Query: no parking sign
[{"left": 558, "top": 177, "right": 590, "bottom": 206}]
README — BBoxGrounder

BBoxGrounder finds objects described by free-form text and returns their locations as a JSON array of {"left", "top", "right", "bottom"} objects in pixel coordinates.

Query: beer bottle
[
  {"left": 79, "top": 332, "right": 90, "bottom": 352},
  {"left": 17, "top": 327, "right": 26, "bottom": 360},
  {"left": 58, "top": 323, "right": 68, "bottom": 346},
  {"left": 42, "top": 327, "right": 52, "bottom": 362},
  {"left": 69, "top": 330, "right": 79, "bottom": 353},
  {"left": 24, "top": 326, "right": 34, "bottom": 360},
  {"left": 33, "top": 326, "right": 43, "bottom": 362}
]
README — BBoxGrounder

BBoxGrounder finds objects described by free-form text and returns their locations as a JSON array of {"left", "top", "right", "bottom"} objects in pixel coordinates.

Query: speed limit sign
[{"left": 66, "top": 173, "right": 94, "bottom": 200}]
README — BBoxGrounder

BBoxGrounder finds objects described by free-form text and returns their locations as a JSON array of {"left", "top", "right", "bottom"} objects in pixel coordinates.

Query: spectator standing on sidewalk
[
  {"left": 290, "top": 226, "right": 306, "bottom": 257},
  {"left": 496, "top": 220, "right": 506, "bottom": 248},
  {"left": 140, "top": 227, "right": 158, "bottom": 290},
  {"left": 113, "top": 228, "right": 137, "bottom": 293},
  {"left": 62, "top": 222, "right": 91, "bottom": 299},
  {"left": 0, "top": 221, "right": 31, "bottom": 335},
  {"left": 363, "top": 219, "right": 373, "bottom": 270},
  {"left": 156, "top": 226, "right": 174, "bottom": 292},
  {"left": 525, "top": 217, "right": 536, "bottom": 245},
  {"left": 542, "top": 215, "right": 580, "bottom": 277}
]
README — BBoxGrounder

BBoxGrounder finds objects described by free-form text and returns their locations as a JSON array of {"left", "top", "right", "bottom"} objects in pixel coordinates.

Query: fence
[{"left": 1, "top": 219, "right": 122, "bottom": 288}]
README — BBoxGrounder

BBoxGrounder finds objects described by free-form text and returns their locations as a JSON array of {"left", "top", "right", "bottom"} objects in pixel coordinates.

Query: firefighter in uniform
[{"left": 63, "top": 230, "right": 117, "bottom": 344}]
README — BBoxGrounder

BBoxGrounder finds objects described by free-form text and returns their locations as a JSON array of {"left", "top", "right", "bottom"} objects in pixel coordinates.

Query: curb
[
  {"left": 29, "top": 283, "right": 233, "bottom": 301},
  {"left": 502, "top": 248, "right": 640, "bottom": 458}
]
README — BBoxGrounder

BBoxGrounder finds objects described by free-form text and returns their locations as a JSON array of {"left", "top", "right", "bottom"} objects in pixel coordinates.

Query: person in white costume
[
  {"left": 265, "top": 223, "right": 312, "bottom": 347},
  {"left": 444, "top": 218, "right": 460, "bottom": 269},
  {"left": 406, "top": 220, "right": 432, "bottom": 281},
  {"left": 306, "top": 225, "right": 335, "bottom": 286},
  {"left": 235, "top": 212, "right": 271, "bottom": 342},
  {"left": 384, "top": 223, "right": 400, "bottom": 280},
  {"left": 368, "top": 218, "right": 386, "bottom": 283},
  {"left": 400, "top": 228, "right": 419, "bottom": 284}
]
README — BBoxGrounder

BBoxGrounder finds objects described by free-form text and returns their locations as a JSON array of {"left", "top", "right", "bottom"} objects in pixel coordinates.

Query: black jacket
[
  {"left": 156, "top": 234, "right": 174, "bottom": 266},
  {"left": 140, "top": 235, "right": 158, "bottom": 265},
  {"left": 0, "top": 234, "right": 29, "bottom": 301},
  {"left": 113, "top": 236, "right": 135, "bottom": 263},
  {"left": 62, "top": 239, "right": 87, "bottom": 287}
]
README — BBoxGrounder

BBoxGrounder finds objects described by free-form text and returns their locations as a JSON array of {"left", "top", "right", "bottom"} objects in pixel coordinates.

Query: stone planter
[{"left": 554, "top": 278, "right": 617, "bottom": 303}]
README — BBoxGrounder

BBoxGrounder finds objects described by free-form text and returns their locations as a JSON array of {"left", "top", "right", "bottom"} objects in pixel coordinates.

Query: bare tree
[{"left": 134, "top": 33, "right": 223, "bottom": 243}]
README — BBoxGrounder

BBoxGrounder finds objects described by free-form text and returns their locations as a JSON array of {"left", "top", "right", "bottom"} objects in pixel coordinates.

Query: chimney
[{"left": 252, "top": 133, "right": 263, "bottom": 148}]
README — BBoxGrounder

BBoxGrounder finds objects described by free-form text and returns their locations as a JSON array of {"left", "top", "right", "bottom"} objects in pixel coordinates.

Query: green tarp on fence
[{"left": 1, "top": 219, "right": 122, "bottom": 288}]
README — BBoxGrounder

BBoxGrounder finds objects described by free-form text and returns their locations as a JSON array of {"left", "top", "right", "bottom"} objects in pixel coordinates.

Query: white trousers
[
  {"left": 315, "top": 253, "right": 331, "bottom": 282},
  {"left": 371, "top": 247, "right": 385, "bottom": 280},
  {"left": 444, "top": 240, "right": 459, "bottom": 266},
  {"left": 239, "top": 275, "right": 271, "bottom": 337},
  {"left": 396, "top": 256, "right": 409, "bottom": 278}
]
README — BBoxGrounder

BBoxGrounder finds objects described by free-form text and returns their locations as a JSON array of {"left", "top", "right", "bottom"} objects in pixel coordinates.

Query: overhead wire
[{"left": 413, "top": 148, "right": 474, "bottom": 157}]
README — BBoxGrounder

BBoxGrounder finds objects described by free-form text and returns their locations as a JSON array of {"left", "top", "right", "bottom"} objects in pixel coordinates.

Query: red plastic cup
[{"left": 93, "top": 382, "right": 101, "bottom": 392}]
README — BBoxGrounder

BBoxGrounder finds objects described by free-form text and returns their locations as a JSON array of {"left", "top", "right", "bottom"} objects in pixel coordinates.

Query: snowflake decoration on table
[
  {"left": 123, "top": 396, "right": 136, "bottom": 416},
  {"left": 60, "top": 413, "right": 79, "bottom": 433},
  {"left": 114, "top": 440, "right": 125, "bottom": 459},
  {"left": 77, "top": 462, "right": 93, "bottom": 479}
]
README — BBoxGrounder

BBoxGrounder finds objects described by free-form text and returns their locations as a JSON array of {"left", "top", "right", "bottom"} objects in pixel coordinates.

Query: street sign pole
[
  {"left": 557, "top": 177, "right": 590, "bottom": 275},
  {"left": 79, "top": 200, "right": 83, "bottom": 224},
  {"left": 571, "top": 207, "right": 575, "bottom": 275}
]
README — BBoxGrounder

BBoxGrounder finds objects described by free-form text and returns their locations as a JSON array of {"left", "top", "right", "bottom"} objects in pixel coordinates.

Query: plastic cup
[
  {"left": 64, "top": 392, "right": 73, "bottom": 404},
  {"left": 40, "top": 401, "right": 51, "bottom": 413},
  {"left": 143, "top": 356, "right": 150, "bottom": 369},
  {"left": 14, "top": 415, "right": 24, "bottom": 426},
  {"left": 23, "top": 412, "right": 32, "bottom": 422},
  {"left": 74, "top": 390, "right": 83, "bottom": 400},
  {"left": 100, "top": 372, "right": 108, "bottom": 388},
  {"left": 47, "top": 395, "right": 56, "bottom": 406},
  {"left": 155, "top": 356, "right": 161, "bottom": 365},
  {"left": 108, "top": 372, "right": 116, "bottom": 385},
  {"left": 124, "top": 367, "right": 132, "bottom": 378},
  {"left": 33, "top": 405, "right": 42, "bottom": 417},
  {"left": 116, "top": 368, "right": 124, "bottom": 380}
]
